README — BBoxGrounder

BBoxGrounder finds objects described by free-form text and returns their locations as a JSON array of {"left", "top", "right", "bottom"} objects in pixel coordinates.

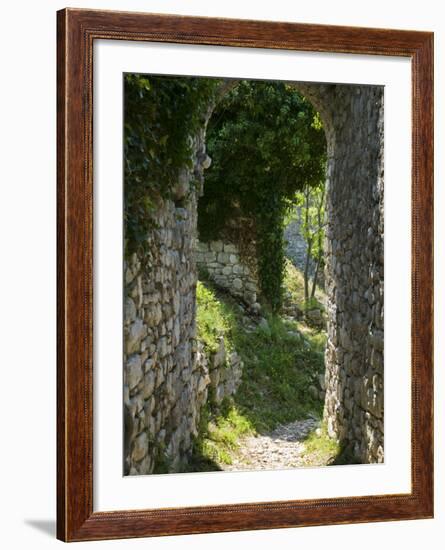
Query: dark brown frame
[{"left": 57, "top": 8, "right": 434, "bottom": 542}]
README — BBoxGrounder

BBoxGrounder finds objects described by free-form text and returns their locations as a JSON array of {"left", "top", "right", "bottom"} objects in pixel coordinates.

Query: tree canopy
[
  {"left": 198, "top": 80, "right": 327, "bottom": 310},
  {"left": 124, "top": 75, "right": 327, "bottom": 310}
]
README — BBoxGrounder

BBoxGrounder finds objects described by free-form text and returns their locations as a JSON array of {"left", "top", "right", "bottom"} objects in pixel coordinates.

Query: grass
[
  {"left": 301, "top": 423, "right": 340, "bottom": 466},
  {"left": 283, "top": 258, "right": 306, "bottom": 299},
  {"left": 196, "top": 280, "right": 235, "bottom": 353},
  {"left": 296, "top": 322, "right": 327, "bottom": 352},
  {"left": 231, "top": 311, "right": 325, "bottom": 432},
  {"left": 189, "top": 400, "right": 254, "bottom": 470},
  {"left": 190, "top": 276, "right": 333, "bottom": 470},
  {"left": 283, "top": 258, "right": 325, "bottom": 311}
]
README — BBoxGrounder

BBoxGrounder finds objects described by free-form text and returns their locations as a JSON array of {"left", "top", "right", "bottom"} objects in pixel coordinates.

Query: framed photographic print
[{"left": 57, "top": 8, "right": 434, "bottom": 542}]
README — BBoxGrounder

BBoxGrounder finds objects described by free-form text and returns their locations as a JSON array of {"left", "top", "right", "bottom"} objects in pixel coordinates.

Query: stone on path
[{"left": 223, "top": 417, "right": 324, "bottom": 472}]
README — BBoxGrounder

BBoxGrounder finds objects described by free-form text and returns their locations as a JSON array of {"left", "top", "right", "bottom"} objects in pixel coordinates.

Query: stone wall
[
  {"left": 198, "top": 338, "right": 244, "bottom": 406},
  {"left": 123, "top": 110, "right": 211, "bottom": 474},
  {"left": 124, "top": 240, "right": 244, "bottom": 475},
  {"left": 299, "top": 83, "right": 384, "bottom": 463},
  {"left": 123, "top": 98, "right": 245, "bottom": 475},
  {"left": 124, "top": 82, "right": 385, "bottom": 473},
  {"left": 123, "top": 196, "right": 206, "bottom": 474},
  {"left": 195, "top": 240, "right": 261, "bottom": 312},
  {"left": 284, "top": 211, "right": 308, "bottom": 273}
]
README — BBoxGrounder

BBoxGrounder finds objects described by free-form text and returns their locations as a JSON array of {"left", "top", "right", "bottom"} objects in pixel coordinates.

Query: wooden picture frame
[{"left": 57, "top": 8, "right": 434, "bottom": 542}]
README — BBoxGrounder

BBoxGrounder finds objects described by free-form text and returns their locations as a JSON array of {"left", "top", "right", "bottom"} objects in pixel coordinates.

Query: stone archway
[
  {"left": 297, "top": 84, "right": 384, "bottom": 463},
  {"left": 123, "top": 81, "right": 384, "bottom": 474}
]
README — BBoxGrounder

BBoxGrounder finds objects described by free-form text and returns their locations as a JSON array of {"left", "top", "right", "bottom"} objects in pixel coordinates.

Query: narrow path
[{"left": 223, "top": 418, "right": 326, "bottom": 471}]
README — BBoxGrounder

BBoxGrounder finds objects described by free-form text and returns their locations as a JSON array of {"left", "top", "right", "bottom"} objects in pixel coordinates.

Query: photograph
[
  {"left": 123, "top": 74, "right": 384, "bottom": 476},
  {"left": 53, "top": 7, "right": 433, "bottom": 541},
  {"left": 0, "top": 0, "right": 439, "bottom": 547}
]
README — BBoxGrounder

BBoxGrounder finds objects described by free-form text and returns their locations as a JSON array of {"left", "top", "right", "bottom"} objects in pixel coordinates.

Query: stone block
[
  {"left": 132, "top": 431, "right": 148, "bottom": 462},
  {"left": 212, "top": 338, "right": 226, "bottom": 368},
  {"left": 142, "top": 371, "right": 156, "bottom": 399},
  {"left": 157, "top": 337, "right": 168, "bottom": 358},
  {"left": 210, "top": 241, "right": 223, "bottom": 252},
  {"left": 144, "top": 303, "right": 162, "bottom": 327},
  {"left": 223, "top": 243, "right": 237, "bottom": 253},
  {"left": 233, "top": 278, "right": 243, "bottom": 290},
  {"left": 245, "top": 281, "right": 257, "bottom": 292},
  {"left": 369, "top": 329, "right": 384, "bottom": 351},
  {"left": 217, "top": 251, "right": 230, "bottom": 263},
  {"left": 126, "top": 319, "right": 147, "bottom": 354},
  {"left": 126, "top": 354, "right": 143, "bottom": 390},
  {"left": 205, "top": 251, "right": 216, "bottom": 262},
  {"left": 125, "top": 297, "right": 137, "bottom": 325}
]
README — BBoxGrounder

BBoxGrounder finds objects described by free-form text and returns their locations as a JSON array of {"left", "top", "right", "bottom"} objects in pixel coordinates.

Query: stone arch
[
  {"left": 296, "top": 83, "right": 384, "bottom": 462},
  {"left": 123, "top": 80, "right": 384, "bottom": 474},
  {"left": 202, "top": 81, "right": 384, "bottom": 463}
]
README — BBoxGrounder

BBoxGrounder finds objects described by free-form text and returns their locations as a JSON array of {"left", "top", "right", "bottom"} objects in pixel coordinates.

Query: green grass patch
[
  {"left": 302, "top": 423, "right": 340, "bottom": 466},
  {"left": 296, "top": 322, "right": 327, "bottom": 354},
  {"left": 196, "top": 280, "right": 236, "bottom": 353},
  {"left": 192, "top": 279, "right": 328, "bottom": 469},
  {"left": 187, "top": 400, "right": 254, "bottom": 471},
  {"left": 283, "top": 258, "right": 306, "bottom": 299},
  {"left": 232, "top": 311, "right": 325, "bottom": 432},
  {"left": 283, "top": 258, "right": 325, "bottom": 310}
]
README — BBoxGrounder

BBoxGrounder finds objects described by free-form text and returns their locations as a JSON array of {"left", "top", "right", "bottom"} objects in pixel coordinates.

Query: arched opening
[{"left": 123, "top": 74, "right": 384, "bottom": 475}]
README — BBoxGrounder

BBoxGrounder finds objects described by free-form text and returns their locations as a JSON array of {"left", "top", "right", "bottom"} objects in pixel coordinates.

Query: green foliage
[
  {"left": 124, "top": 73, "right": 218, "bottom": 255},
  {"left": 283, "top": 258, "right": 325, "bottom": 311},
  {"left": 302, "top": 422, "right": 340, "bottom": 465},
  {"left": 283, "top": 258, "right": 306, "bottom": 299},
  {"left": 196, "top": 280, "right": 235, "bottom": 353},
  {"left": 293, "top": 183, "right": 326, "bottom": 262},
  {"left": 199, "top": 80, "right": 326, "bottom": 310},
  {"left": 233, "top": 311, "right": 325, "bottom": 432},
  {"left": 191, "top": 280, "right": 326, "bottom": 470},
  {"left": 290, "top": 182, "right": 326, "bottom": 300},
  {"left": 191, "top": 400, "right": 254, "bottom": 469}
]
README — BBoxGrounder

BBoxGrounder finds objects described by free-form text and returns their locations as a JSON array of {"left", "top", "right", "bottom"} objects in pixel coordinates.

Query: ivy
[
  {"left": 124, "top": 76, "right": 326, "bottom": 311},
  {"left": 198, "top": 80, "right": 327, "bottom": 311},
  {"left": 124, "top": 74, "right": 218, "bottom": 256}
]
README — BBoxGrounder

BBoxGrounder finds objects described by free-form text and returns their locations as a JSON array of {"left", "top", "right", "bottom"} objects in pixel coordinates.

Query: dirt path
[{"left": 223, "top": 418, "right": 327, "bottom": 471}]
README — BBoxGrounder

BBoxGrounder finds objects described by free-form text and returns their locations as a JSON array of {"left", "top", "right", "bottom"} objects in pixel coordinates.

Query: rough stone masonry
[
  {"left": 195, "top": 239, "right": 262, "bottom": 313},
  {"left": 123, "top": 82, "right": 384, "bottom": 474},
  {"left": 299, "top": 83, "right": 384, "bottom": 463},
  {"left": 123, "top": 101, "right": 244, "bottom": 474}
]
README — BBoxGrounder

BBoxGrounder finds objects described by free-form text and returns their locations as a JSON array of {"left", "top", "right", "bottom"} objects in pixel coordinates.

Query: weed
[
  {"left": 192, "top": 278, "right": 329, "bottom": 469},
  {"left": 283, "top": 259, "right": 325, "bottom": 310},
  {"left": 302, "top": 422, "right": 340, "bottom": 465}
]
